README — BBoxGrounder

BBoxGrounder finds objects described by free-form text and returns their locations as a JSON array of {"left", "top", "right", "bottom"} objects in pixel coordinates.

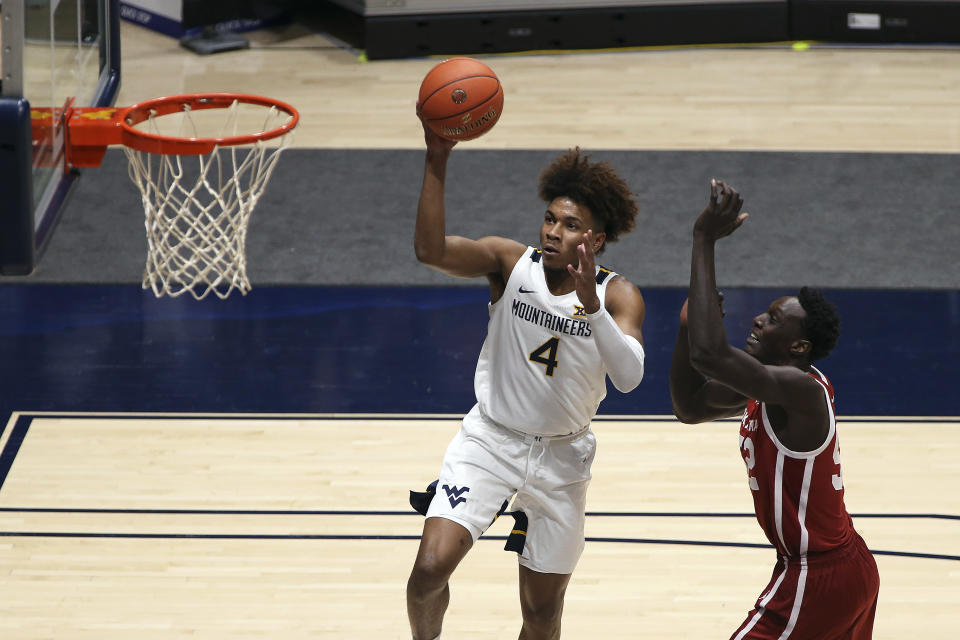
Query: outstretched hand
[
  {"left": 417, "top": 103, "right": 457, "bottom": 153},
  {"left": 694, "top": 179, "right": 748, "bottom": 241},
  {"left": 567, "top": 230, "right": 602, "bottom": 314}
]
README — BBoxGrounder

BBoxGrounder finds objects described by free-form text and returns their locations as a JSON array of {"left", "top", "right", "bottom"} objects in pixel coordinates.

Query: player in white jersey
[{"left": 407, "top": 122, "right": 647, "bottom": 640}]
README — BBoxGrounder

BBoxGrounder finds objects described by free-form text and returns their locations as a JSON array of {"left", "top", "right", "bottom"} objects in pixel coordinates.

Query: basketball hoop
[{"left": 65, "top": 93, "right": 299, "bottom": 300}]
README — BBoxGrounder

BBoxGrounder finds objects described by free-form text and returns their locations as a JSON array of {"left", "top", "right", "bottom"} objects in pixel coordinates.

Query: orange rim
[{"left": 117, "top": 93, "right": 299, "bottom": 155}]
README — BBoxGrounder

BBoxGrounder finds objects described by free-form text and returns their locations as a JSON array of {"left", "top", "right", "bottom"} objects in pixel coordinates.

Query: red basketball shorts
[{"left": 731, "top": 533, "right": 879, "bottom": 640}]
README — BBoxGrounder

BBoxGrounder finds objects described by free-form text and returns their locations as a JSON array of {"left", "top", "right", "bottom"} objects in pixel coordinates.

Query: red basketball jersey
[{"left": 738, "top": 366, "right": 855, "bottom": 558}]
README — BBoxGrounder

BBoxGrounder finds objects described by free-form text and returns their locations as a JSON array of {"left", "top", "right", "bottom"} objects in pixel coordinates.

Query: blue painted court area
[{"left": 0, "top": 284, "right": 956, "bottom": 418}]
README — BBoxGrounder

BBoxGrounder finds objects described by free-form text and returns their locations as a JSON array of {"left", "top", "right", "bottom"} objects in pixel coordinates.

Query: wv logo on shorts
[{"left": 442, "top": 484, "right": 470, "bottom": 508}]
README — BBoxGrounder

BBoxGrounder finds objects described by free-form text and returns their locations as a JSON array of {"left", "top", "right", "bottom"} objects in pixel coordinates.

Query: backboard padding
[{"left": 0, "top": 0, "right": 121, "bottom": 275}]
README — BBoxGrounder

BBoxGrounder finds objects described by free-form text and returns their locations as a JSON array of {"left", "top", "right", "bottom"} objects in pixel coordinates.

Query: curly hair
[
  {"left": 797, "top": 287, "right": 841, "bottom": 362},
  {"left": 538, "top": 148, "right": 638, "bottom": 247}
]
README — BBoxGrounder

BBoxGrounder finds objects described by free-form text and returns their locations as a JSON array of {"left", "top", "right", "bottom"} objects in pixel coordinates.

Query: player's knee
[
  {"left": 520, "top": 595, "right": 564, "bottom": 631},
  {"left": 408, "top": 554, "right": 456, "bottom": 594}
]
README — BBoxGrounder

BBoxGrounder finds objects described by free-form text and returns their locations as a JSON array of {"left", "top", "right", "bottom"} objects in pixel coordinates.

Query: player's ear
[
  {"left": 592, "top": 231, "right": 606, "bottom": 254},
  {"left": 790, "top": 339, "right": 812, "bottom": 357}
]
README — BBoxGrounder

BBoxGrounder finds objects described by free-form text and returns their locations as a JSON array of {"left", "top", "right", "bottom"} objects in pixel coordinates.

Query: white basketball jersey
[{"left": 475, "top": 246, "right": 617, "bottom": 436}]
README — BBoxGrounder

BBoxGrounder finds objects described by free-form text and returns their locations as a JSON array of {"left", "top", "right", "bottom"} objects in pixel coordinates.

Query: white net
[{"left": 124, "top": 100, "right": 293, "bottom": 300}]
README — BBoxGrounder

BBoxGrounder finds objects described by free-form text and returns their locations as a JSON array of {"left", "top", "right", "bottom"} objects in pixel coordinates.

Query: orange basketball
[{"left": 418, "top": 57, "right": 504, "bottom": 142}]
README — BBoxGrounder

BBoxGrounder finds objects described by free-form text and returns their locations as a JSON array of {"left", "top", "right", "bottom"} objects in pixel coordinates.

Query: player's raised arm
[
  {"left": 685, "top": 181, "right": 824, "bottom": 421},
  {"left": 568, "top": 230, "right": 646, "bottom": 393},
  {"left": 413, "top": 121, "right": 522, "bottom": 279},
  {"left": 670, "top": 299, "right": 748, "bottom": 423}
]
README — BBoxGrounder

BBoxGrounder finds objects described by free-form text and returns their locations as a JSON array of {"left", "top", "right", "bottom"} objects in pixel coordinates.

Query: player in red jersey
[{"left": 669, "top": 180, "right": 880, "bottom": 639}]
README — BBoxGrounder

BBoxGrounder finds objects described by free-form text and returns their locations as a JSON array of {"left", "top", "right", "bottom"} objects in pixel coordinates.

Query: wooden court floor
[
  {"left": 0, "top": 412, "right": 956, "bottom": 639},
  {"left": 114, "top": 21, "right": 960, "bottom": 153}
]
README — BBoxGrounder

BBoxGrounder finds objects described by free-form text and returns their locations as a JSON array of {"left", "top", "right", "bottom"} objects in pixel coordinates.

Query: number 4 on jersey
[{"left": 529, "top": 337, "right": 560, "bottom": 376}]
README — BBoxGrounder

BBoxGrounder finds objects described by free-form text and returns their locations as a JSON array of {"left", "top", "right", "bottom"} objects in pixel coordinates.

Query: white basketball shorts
[{"left": 425, "top": 403, "right": 597, "bottom": 575}]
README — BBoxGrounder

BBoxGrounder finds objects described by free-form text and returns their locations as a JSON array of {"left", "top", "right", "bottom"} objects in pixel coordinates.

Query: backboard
[{"left": 0, "top": 0, "right": 120, "bottom": 275}]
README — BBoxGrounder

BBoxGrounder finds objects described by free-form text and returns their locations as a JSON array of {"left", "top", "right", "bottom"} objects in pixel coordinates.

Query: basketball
[{"left": 418, "top": 57, "right": 504, "bottom": 141}]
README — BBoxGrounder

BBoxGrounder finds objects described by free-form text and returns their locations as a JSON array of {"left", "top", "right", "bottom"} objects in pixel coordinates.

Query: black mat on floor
[{"left": 6, "top": 148, "right": 957, "bottom": 289}]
